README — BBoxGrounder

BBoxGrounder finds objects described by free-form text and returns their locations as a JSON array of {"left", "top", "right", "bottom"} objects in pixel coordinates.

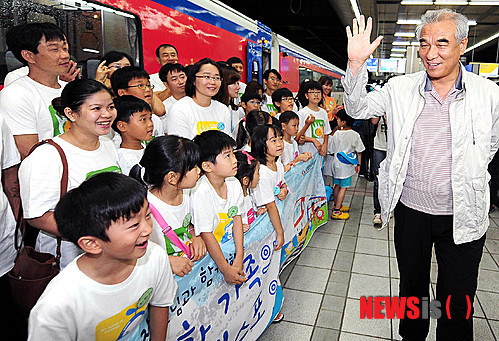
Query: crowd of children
[{"left": 0, "top": 22, "right": 368, "bottom": 339}]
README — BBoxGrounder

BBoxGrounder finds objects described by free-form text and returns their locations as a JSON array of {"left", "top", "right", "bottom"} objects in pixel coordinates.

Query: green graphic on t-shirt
[
  {"left": 164, "top": 214, "right": 192, "bottom": 257},
  {"left": 310, "top": 119, "right": 325, "bottom": 139},
  {"left": 85, "top": 165, "right": 122, "bottom": 180},
  {"left": 228, "top": 206, "right": 238, "bottom": 218},
  {"left": 266, "top": 103, "right": 278, "bottom": 117},
  {"left": 49, "top": 105, "right": 71, "bottom": 137}
]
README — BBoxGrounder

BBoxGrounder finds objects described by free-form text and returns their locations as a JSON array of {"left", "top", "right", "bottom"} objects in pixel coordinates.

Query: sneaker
[
  {"left": 340, "top": 205, "right": 350, "bottom": 212},
  {"left": 373, "top": 213, "right": 382, "bottom": 225},
  {"left": 331, "top": 211, "right": 350, "bottom": 220}
]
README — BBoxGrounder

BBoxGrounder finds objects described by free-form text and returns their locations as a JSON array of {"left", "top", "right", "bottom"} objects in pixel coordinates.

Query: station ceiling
[{"left": 218, "top": 0, "right": 499, "bottom": 70}]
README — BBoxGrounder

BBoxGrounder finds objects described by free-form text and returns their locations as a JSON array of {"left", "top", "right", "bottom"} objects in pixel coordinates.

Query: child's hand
[
  {"left": 222, "top": 265, "right": 247, "bottom": 285},
  {"left": 305, "top": 114, "right": 316, "bottom": 126},
  {"left": 169, "top": 256, "right": 194, "bottom": 277},
  {"left": 242, "top": 223, "right": 250, "bottom": 233},
  {"left": 277, "top": 187, "right": 288, "bottom": 201},
  {"left": 256, "top": 207, "right": 267, "bottom": 216},
  {"left": 189, "top": 235, "right": 207, "bottom": 261},
  {"left": 297, "top": 135, "right": 306, "bottom": 144},
  {"left": 299, "top": 152, "right": 313, "bottom": 162},
  {"left": 355, "top": 165, "right": 360, "bottom": 174},
  {"left": 319, "top": 143, "right": 328, "bottom": 156},
  {"left": 274, "top": 231, "right": 284, "bottom": 251},
  {"left": 332, "top": 105, "right": 344, "bottom": 115}
]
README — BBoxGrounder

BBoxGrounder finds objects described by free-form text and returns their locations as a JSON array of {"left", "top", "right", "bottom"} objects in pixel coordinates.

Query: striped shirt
[{"left": 400, "top": 72, "right": 463, "bottom": 215}]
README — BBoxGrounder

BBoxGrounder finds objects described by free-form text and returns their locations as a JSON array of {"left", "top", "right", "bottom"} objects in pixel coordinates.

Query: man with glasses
[{"left": 261, "top": 69, "right": 282, "bottom": 116}]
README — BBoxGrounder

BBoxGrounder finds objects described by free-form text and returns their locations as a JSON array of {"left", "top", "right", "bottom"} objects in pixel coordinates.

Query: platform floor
[{"left": 259, "top": 175, "right": 499, "bottom": 341}]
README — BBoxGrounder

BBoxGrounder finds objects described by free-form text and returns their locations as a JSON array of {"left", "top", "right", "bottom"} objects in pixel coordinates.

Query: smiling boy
[{"left": 29, "top": 173, "right": 177, "bottom": 341}]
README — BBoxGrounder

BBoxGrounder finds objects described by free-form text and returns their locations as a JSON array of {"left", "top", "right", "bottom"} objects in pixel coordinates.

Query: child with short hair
[
  {"left": 29, "top": 172, "right": 177, "bottom": 340},
  {"left": 279, "top": 111, "right": 313, "bottom": 171},
  {"left": 112, "top": 95, "right": 154, "bottom": 175},
  {"left": 272, "top": 88, "right": 295, "bottom": 115},
  {"left": 130, "top": 135, "right": 206, "bottom": 277},
  {"left": 191, "top": 130, "right": 247, "bottom": 285},
  {"left": 250, "top": 124, "right": 286, "bottom": 250},
  {"left": 111, "top": 66, "right": 166, "bottom": 138},
  {"left": 240, "top": 92, "right": 262, "bottom": 115},
  {"left": 234, "top": 150, "right": 265, "bottom": 233},
  {"left": 297, "top": 81, "right": 332, "bottom": 156},
  {"left": 328, "top": 109, "right": 365, "bottom": 220}
]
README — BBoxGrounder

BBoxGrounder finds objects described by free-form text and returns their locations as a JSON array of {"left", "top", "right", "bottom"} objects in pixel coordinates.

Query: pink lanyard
[{"left": 149, "top": 202, "right": 192, "bottom": 259}]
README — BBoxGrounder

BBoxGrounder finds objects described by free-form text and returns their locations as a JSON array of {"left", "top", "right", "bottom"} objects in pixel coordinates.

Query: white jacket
[{"left": 342, "top": 62, "right": 499, "bottom": 244}]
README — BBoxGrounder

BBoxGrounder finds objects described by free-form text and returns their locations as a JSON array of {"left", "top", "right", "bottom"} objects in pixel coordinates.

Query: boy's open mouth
[{"left": 136, "top": 240, "right": 148, "bottom": 248}]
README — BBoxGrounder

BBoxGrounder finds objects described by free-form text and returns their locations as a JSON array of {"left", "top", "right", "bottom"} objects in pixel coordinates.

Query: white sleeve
[
  {"left": 251, "top": 173, "right": 275, "bottom": 207},
  {"left": 0, "top": 84, "right": 40, "bottom": 136},
  {"left": 19, "top": 146, "right": 63, "bottom": 219},
  {"left": 220, "top": 105, "right": 233, "bottom": 137},
  {"left": 165, "top": 101, "right": 193, "bottom": 139},
  {"left": 342, "top": 62, "right": 390, "bottom": 120},
  {"left": 191, "top": 186, "right": 216, "bottom": 235},
  {"left": 231, "top": 179, "right": 244, "bottom": 216},
  {"left": 323, "top": 110, "right": 332, "bottom": 135},
  {"left": 149, "top": 244, "right": 178, "bottom": 307},
  {"left": 0, "top": 116, "right": 21, "bottom": 169},
  {"left": 354, "top": 133, "right": 366, "bottom": 153}
]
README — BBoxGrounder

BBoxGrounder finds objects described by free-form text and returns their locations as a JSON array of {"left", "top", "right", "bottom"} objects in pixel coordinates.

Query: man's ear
[
  {"left": 459, "top": 37, "right": 468, "bottom": 55},
  {"left": 117, "top": 89, "right": 126, "bottom": 97},
  {"left": 201, "top": 161, "right": 213, "bottom": 173},
  {"left": 20, "top": 50, "right": 36, "bottom": 65},
  {"left": 78, "top": 236, "right": 103, "bottom": 255}
]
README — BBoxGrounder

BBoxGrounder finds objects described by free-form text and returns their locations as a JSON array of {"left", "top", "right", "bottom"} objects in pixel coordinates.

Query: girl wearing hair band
[
  {"left": 19, "top": 79, "right": 121, "bottom": 268},
  {"left": 130, "top": 135, "right": 207, "bottom": 277}
]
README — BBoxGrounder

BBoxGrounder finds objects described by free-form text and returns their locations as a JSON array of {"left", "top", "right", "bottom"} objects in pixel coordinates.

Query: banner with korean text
[{"left": 167, "top": 155, "right": 328, "bottom": 340}]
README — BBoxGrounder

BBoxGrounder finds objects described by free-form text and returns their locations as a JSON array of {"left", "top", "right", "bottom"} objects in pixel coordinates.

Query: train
[{"left": 0, "top": 0, "right": 345, "bottom": 97}]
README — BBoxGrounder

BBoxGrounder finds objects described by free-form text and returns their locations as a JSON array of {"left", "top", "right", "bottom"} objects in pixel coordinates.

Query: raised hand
[{"left": 346, "top": 15, "right": 383, "bottom": 75}]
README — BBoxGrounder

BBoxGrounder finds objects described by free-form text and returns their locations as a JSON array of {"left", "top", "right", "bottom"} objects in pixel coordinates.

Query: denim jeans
[{"left": 372, "top": 148, "right": 386, "bottom": 214}]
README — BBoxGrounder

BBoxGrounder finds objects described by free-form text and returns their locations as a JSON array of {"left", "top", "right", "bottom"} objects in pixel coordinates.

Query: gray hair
[{"left": 415, "top": 9, "right": 468, "bottom": 42}]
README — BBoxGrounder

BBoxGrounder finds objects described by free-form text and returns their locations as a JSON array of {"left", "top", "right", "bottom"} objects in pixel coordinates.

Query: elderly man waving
[{"left": 342, "top": 9, "right": 499, "bottom": 341}]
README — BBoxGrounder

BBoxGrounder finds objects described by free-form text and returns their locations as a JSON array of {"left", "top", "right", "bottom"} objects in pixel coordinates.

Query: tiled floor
[{"left": 259, "top": 175, "right": 499, "bottom": 340}]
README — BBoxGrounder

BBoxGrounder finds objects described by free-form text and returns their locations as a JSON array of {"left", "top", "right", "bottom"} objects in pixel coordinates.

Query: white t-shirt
[
  {"left": 297, "top": 106, "right": 332, "bottom": 154},
  {"left": 0, "top": 76, "right": 68, "bottom": 139},
  {"left": 229, "top": 106, "right": 244, "bottom": 136},
  {"left": 191, "top": 176, "right": 243, "bottom": 244},
  {"left": 162, "top": 95, "right": 178, "bottom": 115},
  {"left": 251, "top": 161, "right": 285, "bottom": 207},
  {"left": 166, "top": 97, "right": 231, "bottom": 139},
  {"left": 3, "top": 66, "right": 29, "bottom": 87},
  {"left": 148, "top": 190, "right": 193, "bottom": 257},
  {"left": 374, "top": 116, "right": 387, "bottom": 151},
  {"left": 19, "top": 136, "right": 121, "bottom": 268},
  {"left": 117, "top": 147, "right": 144, "bottom": 176},
  {"left": 241, "top": 194, "right": 257, "bottom": 226},
  {"left": 261, "top": 93, "right": 278, "bottom": 116},
  {"left": 327, "top": 129, "right": 365, "bottom": 179},
  {"left": 281, "top": 139, "right": 299, "bottom": 166},
  {"left": 149, "top": 72, "right": 166, "bottom": 92},
  {"left": 28, "top": 242, "right": 178, "bottom": 341},
  {"left": 0, "top": 116, "right": 21, "bottom": 276}
]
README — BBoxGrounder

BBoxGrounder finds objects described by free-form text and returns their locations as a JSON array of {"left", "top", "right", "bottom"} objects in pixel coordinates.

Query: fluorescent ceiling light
[
  {"left": 397, "top": 19, "right": 421, "bottom": 25},
  {"left": 395, "top": 32, "right": 416, "bottom": 37},
  {"left": 401, "top": 1, "right": 434, "bottom": 5},
  {"left": 393, "top": 41, "right": 411, "bottom": 45},
  {"left": 468, "top": 20, "right": 477, "bottom": 25},
  {"left": 411, "top": 41, "right": 421, "bottom": 46},
  {"left": 465, "top": 31, "right": 499, "bottom": 53},
  {"left": 390, "top": 54, "right": 405, "bottom": 58},
  {"left": 434, "top": 1, "right": 468, "bottom": 5},
  {"left": 349, "top": 0, "right": 361, "bottom": 22},
  {"left": 391, "top": 48, "right": 407, "bottom": 52},
  {"left": 469, "top": 1, "right": 499, "bottom": 4}
]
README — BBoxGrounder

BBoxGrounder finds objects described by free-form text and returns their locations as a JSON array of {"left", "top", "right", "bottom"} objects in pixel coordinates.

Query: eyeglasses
[
  {"left": 307, "top": 90, "right": 321, "bottom": 95},
  {"left": 281, "top": 97, "right": 294, "bottom": 102},
  {"left": 109, "top": 64, "right": 126, "bottom": 69},
  {"left": 126, "top": 83, "right": 154, "bottom": 90},
  {"left": 195, "top": 75, "right": 222, "bottom": 82},
  {"left": 247, "top": 100, "right": 262, "bottom": 105},
  {"left": 269, "top": 77, "right": 281, "bottom": 82}
]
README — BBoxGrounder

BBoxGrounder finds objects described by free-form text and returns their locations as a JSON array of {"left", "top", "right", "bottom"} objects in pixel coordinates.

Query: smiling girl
[
  {"left": 19, "top": 79, "right": 121, "bottom": 268},
  {"left": 165, "top": 58, "right": 232, "bottom": 139}
]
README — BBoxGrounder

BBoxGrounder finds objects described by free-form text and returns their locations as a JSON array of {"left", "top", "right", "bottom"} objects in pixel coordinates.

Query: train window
[{"left": 0, "top": 0, "right": 141, "bottom": 85}]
